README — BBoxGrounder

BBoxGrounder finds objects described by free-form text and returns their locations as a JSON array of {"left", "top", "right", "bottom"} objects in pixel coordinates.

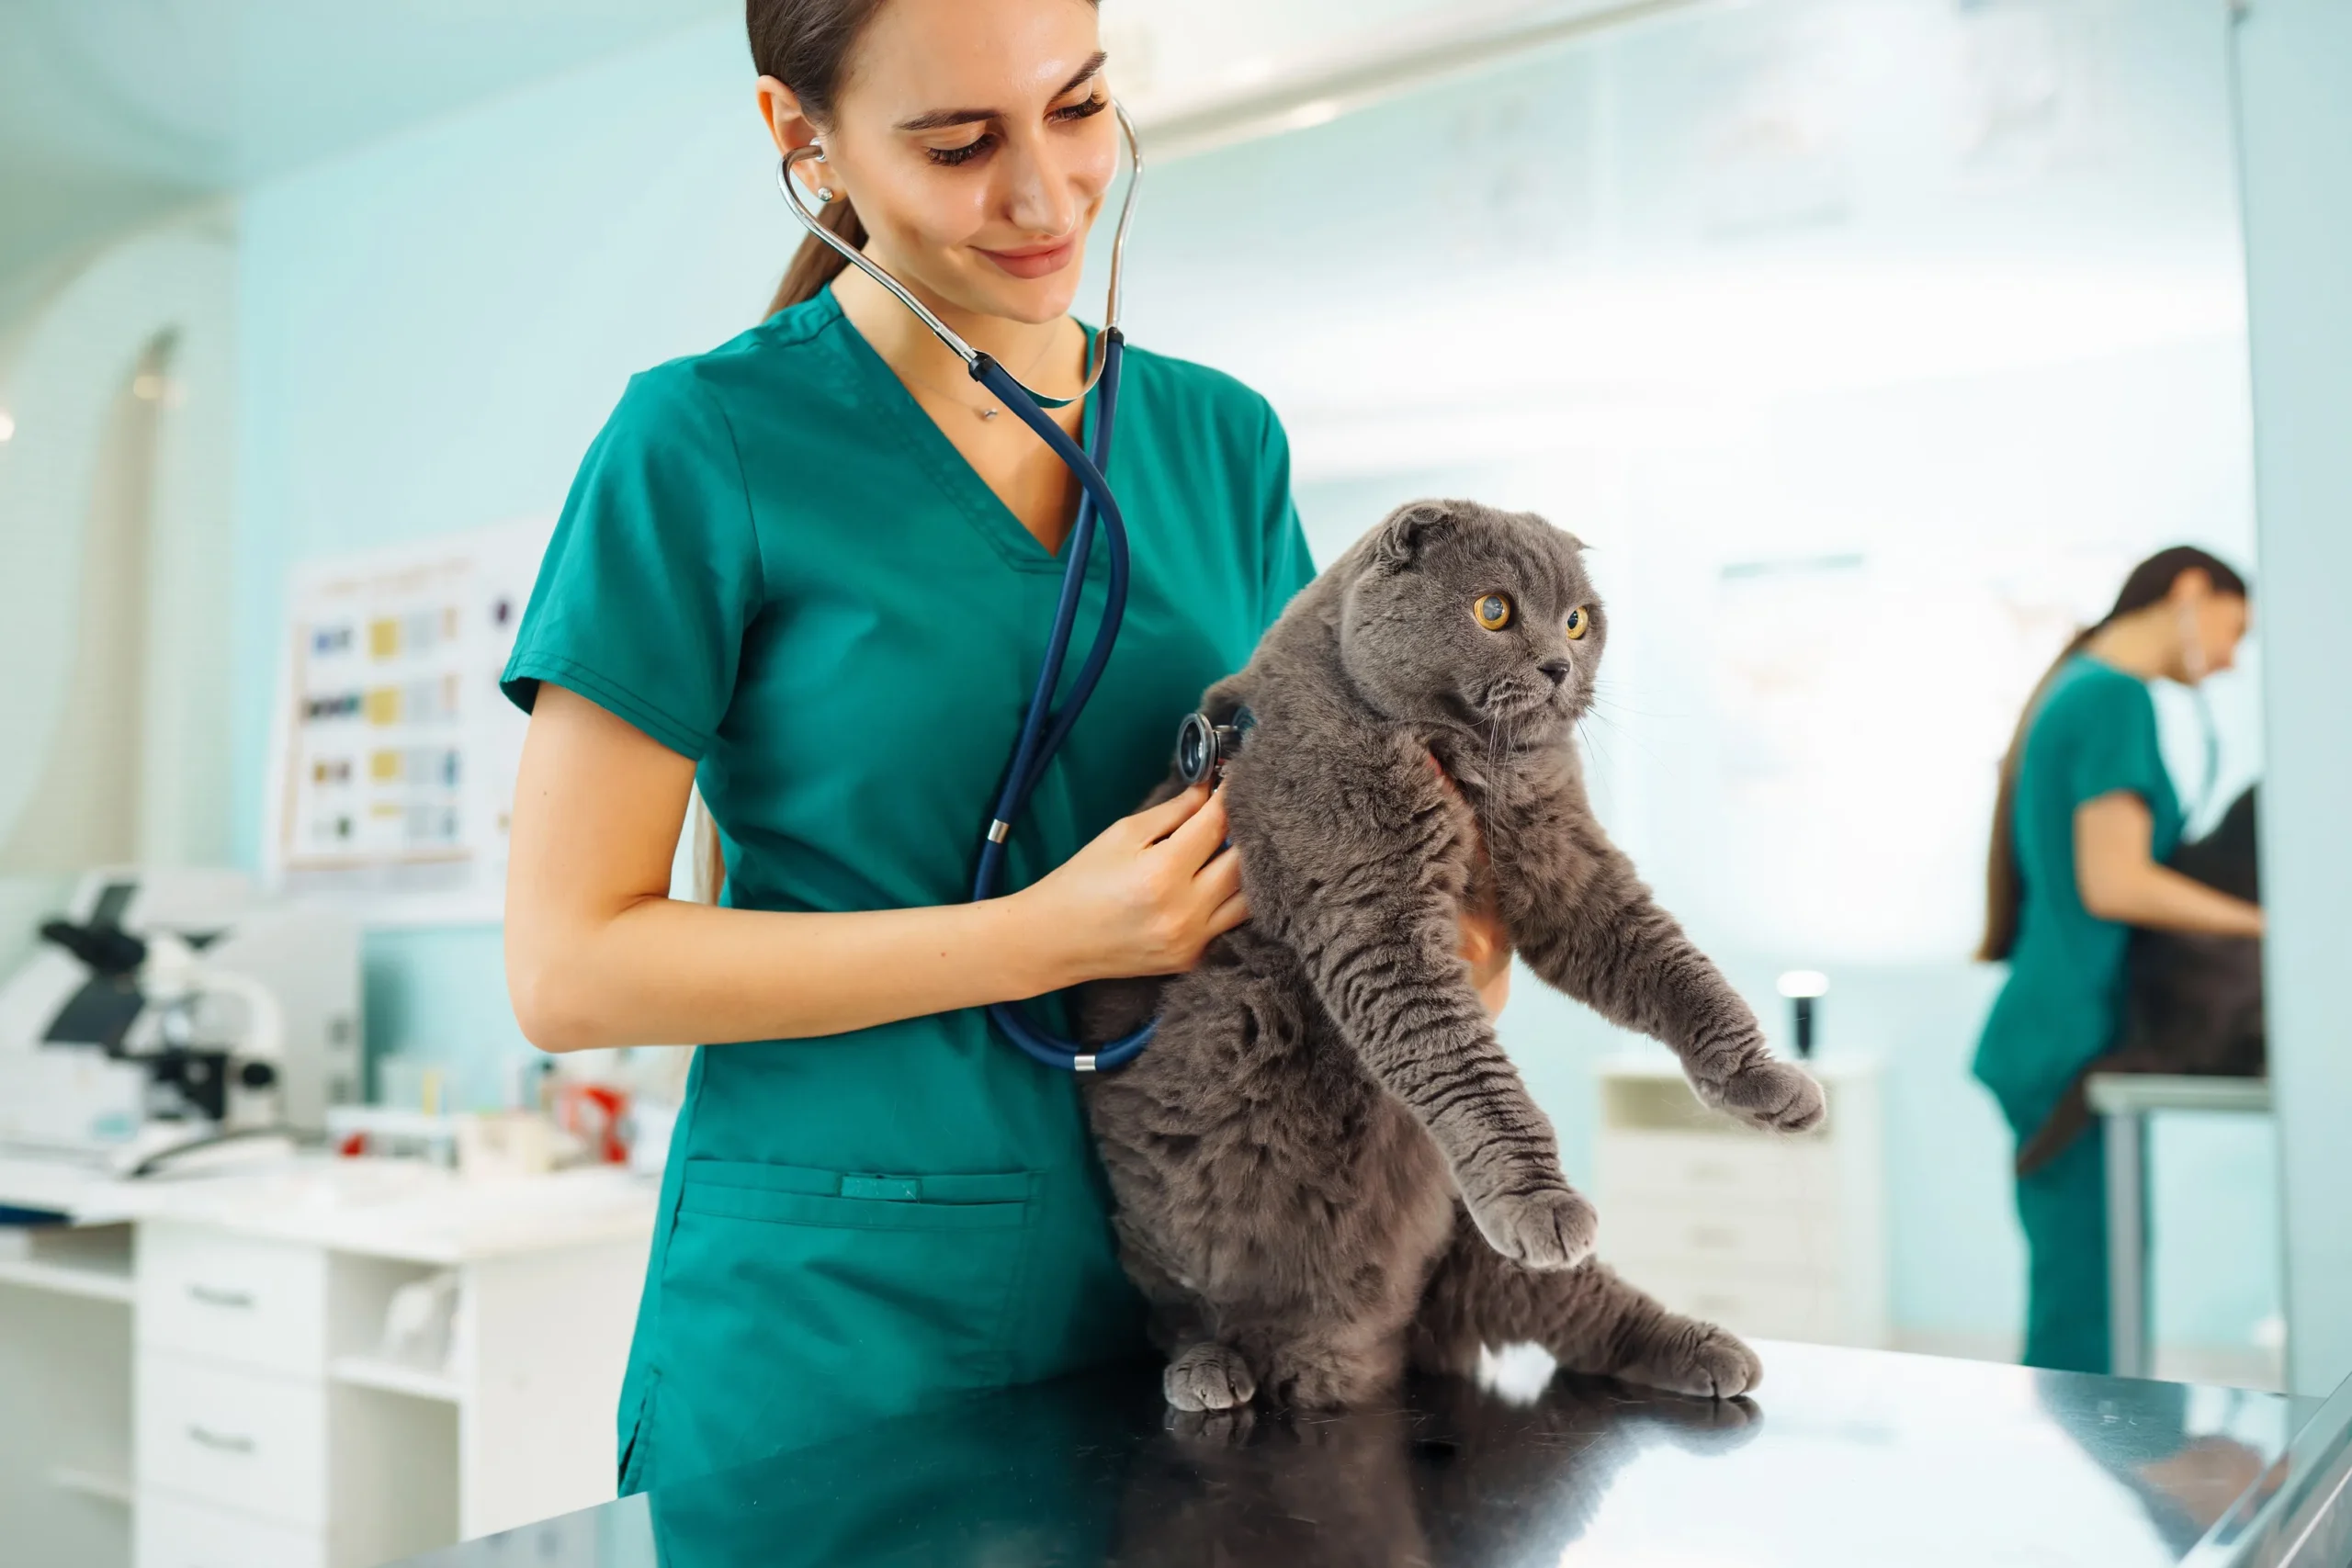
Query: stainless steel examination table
[{"left": 400, "top": 1340, "right": 2352, "bottom": 1568}]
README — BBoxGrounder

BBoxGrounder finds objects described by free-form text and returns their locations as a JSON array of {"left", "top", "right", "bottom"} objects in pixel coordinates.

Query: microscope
[{"left": 0, "top": 870, "right": 359, "bottom": 1172}]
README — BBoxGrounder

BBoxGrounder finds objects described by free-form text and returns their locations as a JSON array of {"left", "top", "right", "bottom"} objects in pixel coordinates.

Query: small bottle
[{"left": 1776, "top": 970, "right": 1830, "bottom": 1060}]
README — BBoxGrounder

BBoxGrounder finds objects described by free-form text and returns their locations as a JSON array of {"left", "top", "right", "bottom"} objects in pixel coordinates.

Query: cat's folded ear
[{"left": 1370, "top": 500, "right": 1461, "bottom": 570}]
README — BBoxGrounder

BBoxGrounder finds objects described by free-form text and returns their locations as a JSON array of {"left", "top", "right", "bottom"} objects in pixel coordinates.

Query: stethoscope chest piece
[{"left": 1175, "top": 706, "right": 1256, "bottom": 788}]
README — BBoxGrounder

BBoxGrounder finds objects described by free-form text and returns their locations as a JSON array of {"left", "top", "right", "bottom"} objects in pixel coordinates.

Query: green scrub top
[
  {"left": 501, "top": 285, "right": 1316, "bottom": 1493},
  {"left": 1973, "top": 652, "right": 2185, "bottom": 1134}
]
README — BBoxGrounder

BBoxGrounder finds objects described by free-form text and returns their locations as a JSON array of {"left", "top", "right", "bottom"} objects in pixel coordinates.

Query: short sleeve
[
  {"left": 1255, "top": 400, "right": 1317, "bottom": 628},
  {"left": 2053, "top": 674, "right": 2168, "bottom": 811},
  {"left": 501, "top": 366, "right": 764, "bottom": 761}
]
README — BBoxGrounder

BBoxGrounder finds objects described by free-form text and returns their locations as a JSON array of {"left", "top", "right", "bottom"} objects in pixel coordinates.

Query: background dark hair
[{"left": 1977, "top": 545, "right": 2251, "bottom": 962}]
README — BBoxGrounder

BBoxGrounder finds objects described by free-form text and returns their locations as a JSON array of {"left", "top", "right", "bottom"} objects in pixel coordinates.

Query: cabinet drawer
[
  {"left": 137, "top": 1353, "right": 327, "bottom": 1529},
  {"left": 1596, "top": 1131, "right": 1836, "bottom": 1213},
  {"left": 1603, "top": 1198, "right": 1840, "bottom": 1275},
  {"left": 136, "top": 1489, "right": 325, "bottom": 1568},
  {"left": 1634, "top": 1265, "right": 1840, "bottom": 1343},
  {"left": 138, "top": 1225, "right": 325, "bottom": 1374}
]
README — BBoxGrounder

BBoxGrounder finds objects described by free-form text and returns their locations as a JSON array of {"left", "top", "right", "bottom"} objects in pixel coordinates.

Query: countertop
[
  {"left": 395, "top": 1339, "right": 2343, "bottom": 1568},
  {"left": 0, "top": 1151, "right": 656, "bottom": 1263}
]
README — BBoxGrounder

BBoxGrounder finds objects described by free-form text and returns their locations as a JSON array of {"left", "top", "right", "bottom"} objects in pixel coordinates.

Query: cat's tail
[
  {"left": 2014, "top": 1076, "right": 2097, "bottom": 1178},
  {"left": 2015, "top": 1050, "right": 2169, "bottom": 1177}
]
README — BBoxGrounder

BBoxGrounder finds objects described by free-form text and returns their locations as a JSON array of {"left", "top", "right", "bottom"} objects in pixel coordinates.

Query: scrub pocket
[{"left": 644, "top": 1158, "right": 1039, "bottom": 1484}]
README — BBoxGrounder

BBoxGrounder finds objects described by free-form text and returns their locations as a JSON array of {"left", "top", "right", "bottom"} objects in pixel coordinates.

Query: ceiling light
[{"left": 1280, "top": 98, "right": 1343, "bottom": 132}]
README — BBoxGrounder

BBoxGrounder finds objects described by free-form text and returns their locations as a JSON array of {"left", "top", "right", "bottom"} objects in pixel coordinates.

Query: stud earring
[{"left": 816, "top": 185, "right": 836, "bottom": 204}]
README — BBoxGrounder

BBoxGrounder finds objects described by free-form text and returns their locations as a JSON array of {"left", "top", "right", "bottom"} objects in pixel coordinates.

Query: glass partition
[{"left": 1106, "top": 0, "right": 2276, "bottom": 1385}]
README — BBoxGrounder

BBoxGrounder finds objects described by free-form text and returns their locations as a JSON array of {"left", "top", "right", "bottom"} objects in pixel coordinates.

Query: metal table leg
[{"left": 2108, "top": 1110, "right": 2148, "bottom": 1378}]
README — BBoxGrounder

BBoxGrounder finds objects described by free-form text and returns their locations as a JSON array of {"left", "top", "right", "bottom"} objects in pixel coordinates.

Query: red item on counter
[{"left": 555, "top": 1081, "right": 632, "bottom": 1165}]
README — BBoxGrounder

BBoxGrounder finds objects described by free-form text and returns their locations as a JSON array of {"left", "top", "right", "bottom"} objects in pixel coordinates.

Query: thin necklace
[
  {"left": 891, "top": 327, "right": 1070, "bottom": 423},
  {"left": 897, "top": 363, "right": 1006, "bottom": 420}
]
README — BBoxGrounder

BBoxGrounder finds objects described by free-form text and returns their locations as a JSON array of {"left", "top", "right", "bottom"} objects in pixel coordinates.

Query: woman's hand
[
  {"left": 2076, "top": 792, "right": 2264, "bottom": 937},
  {"left": 1016, "top": 781, "right": 1250, "bottom": 988},
  {"left": 1459, "top": 894, "right": 1512, "bottom": 1018}
]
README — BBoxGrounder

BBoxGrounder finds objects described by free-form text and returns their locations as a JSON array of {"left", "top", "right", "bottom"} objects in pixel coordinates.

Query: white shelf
[
  {"left": 0, "top": 1254, "right": 135, "bottom": 1303},
  {"left": 330, "top": 1354, "right": 462, "bottom": 1404},
  {"left": 49, "top": 1466, "right": 134, "bottom": 1506}
]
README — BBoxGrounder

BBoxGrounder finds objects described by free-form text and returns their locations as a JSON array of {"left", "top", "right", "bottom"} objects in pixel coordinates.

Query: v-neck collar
[{"left": 816, "top": 284, "right": 1103, "bottom": 577}]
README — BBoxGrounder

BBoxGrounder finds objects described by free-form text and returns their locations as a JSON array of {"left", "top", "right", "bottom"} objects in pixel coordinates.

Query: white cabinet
[
  {"left": 134, "top": 1491, "right": 324, "bottom": 1568},
  {"left": 136, "top": 1349, "right": 331, "bottom": 1528},
  {"left": 1596, "top": 1054, "right": 1887, "bottom": 1348},
  {"left": 137, "top": 1227, "right": 328, "bottom": 1376},
  {"left": 0, "top": 1160, "right": 655, "bottom": 1568}
]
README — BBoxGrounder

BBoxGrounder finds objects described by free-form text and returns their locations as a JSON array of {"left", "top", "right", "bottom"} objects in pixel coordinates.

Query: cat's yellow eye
[
  {"left": 1474, "top": 592, "right": 1513, "bottom": 631},
  {"left": 1564, "top": 605, "right": 1589, "bottom": 640}
]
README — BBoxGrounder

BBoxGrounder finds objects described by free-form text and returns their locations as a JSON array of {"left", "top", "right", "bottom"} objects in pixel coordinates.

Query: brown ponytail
[
  {"left": 767, "top": 195, "right": 867, "bottom": 317},
  {"left": 745, "top": 0, "right": 898, "bottom": 322},
  {"left": 1976, "top": 545, "right": 2250, "bottom": 961}
]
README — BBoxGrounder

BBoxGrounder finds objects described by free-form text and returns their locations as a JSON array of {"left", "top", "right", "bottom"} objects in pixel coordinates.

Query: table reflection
[{"left": 409, "top": 1341, "right": 2313, "bottom": 1568}]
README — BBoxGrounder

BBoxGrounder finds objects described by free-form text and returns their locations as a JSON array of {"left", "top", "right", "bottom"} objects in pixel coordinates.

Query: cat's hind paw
[
  {"left": 1165, "top": 1342, "right": 1257, "bottom": 1412},
  {"left": 1619, "top": 1319, "right": 1763, "bottom": 1401},
  {"left": 1467, "top": 1185, "right": 1599, "bottom": 1272},
  {"left": 1699, "top": 1058, "right": 1826, "bottom": 1134}
]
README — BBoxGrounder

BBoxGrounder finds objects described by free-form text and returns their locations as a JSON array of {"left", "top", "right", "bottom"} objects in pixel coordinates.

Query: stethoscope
[{"left": 779, "top": 103, "right": 1240, "bottom": 1074}]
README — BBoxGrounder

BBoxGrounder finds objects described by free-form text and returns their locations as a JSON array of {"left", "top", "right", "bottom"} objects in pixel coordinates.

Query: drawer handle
[
  {"left": 187, "top": 1282, "right": 255, "bottom": 1310},
  {"left": 186, "top": 1424, "right": 256, "bottom": 1456},
  {"left": 1687, "top": 1226, "right": 1741, "bottom": 1249}
]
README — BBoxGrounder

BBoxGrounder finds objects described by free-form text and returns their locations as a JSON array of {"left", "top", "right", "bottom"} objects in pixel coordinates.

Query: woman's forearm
[
  {"left": 505, "top": 685, "right": 1249, "bottom": 1055},
  {"left": 2081, "top": 863, "right": 2263, "bottom": 938},
  {"left": 509, "top": 891, "right": 1076, "bottom": 1053},
  {"left": 2075, "top": 790, "right": 2263, "bottom": 939}
]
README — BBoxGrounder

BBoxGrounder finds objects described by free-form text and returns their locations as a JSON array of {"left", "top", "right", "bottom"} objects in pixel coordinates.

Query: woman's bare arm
[
  {"left": 2075, "top": 792, "right": 2263, "bottom": 938},
  {"left": 504, "top": 684, "right": 1247, "bottom": 1052}
]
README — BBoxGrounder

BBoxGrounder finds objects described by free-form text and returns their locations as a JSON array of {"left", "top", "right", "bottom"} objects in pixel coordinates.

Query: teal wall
[
  {"left": 232, "top": 19, "right": 774, "bottom": 1109},
  {"left": 2231, "top": 0, "right": 2352, "bottom": 1399}
]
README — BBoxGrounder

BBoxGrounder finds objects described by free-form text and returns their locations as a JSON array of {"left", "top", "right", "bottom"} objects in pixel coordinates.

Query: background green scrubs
[
  {"left": 502, "top": 285, "right": 1315, "bottom": 1493},
  {"left": 1973, "top": 652, "right": 2184, "bottom": 1373}
]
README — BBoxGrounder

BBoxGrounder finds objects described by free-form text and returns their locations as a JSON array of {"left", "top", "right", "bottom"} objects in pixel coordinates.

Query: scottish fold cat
[{"left": 1079, "top": 498, "right": 1824, "bottom": 1412}]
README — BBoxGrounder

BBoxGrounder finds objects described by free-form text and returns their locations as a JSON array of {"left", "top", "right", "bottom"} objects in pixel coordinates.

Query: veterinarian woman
[
  {"left": 1973, "top": 547, "right": 2260, "bottom": 1374},
  {"left": 500, "top": 0, "right": 1512, "bottom": 1495}
]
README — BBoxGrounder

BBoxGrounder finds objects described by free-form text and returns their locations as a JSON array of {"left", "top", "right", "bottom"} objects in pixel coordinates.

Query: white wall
[{"left": 0, "top": 216, "right": 239, "bottom": 972}]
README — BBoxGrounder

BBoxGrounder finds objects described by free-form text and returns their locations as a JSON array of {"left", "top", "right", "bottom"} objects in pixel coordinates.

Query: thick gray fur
[{"left": 1076, "top": 497, "right": 1826, "bottom": 1413}]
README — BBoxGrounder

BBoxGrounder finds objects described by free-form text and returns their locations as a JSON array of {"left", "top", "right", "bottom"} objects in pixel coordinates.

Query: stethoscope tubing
[
  {"left": 773, "top": 114, "right": 1156, "bottom": 1072},
  {"left": 967, "top": 338, "right": 1155, "bottom": 1072}
]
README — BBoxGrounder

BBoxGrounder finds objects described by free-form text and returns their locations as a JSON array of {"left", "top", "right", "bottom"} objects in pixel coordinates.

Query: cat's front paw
[
  {"left": 1698, "top": 1057, "right": 1826, "bottom": 1134},
  {"left": 1467, "top": 1185, "right": 1598, "bottom": 1272}
]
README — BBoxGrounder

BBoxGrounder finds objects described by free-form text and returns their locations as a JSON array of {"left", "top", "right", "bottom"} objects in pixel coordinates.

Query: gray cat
[{"left": 1077, "top": 498, "right": 1826, "bottom": 1414}]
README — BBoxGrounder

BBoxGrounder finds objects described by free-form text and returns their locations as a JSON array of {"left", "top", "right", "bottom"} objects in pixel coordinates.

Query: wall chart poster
[{"left": 266, "top": 519, "right": 553, "bottom": 926}]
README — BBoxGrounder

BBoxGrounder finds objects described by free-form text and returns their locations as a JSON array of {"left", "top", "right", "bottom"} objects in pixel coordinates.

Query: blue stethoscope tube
[
  {"left": 776, "top": 113, "right": 1156, "bottom": 1073},
  {"left": 965, "top": 338, "right": 1157, "bottom": 1072}
]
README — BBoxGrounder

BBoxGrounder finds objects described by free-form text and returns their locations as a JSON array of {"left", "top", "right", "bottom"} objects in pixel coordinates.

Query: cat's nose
[{"left": 1538, "top": 660, "right": 1572, "bottom": 686}]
